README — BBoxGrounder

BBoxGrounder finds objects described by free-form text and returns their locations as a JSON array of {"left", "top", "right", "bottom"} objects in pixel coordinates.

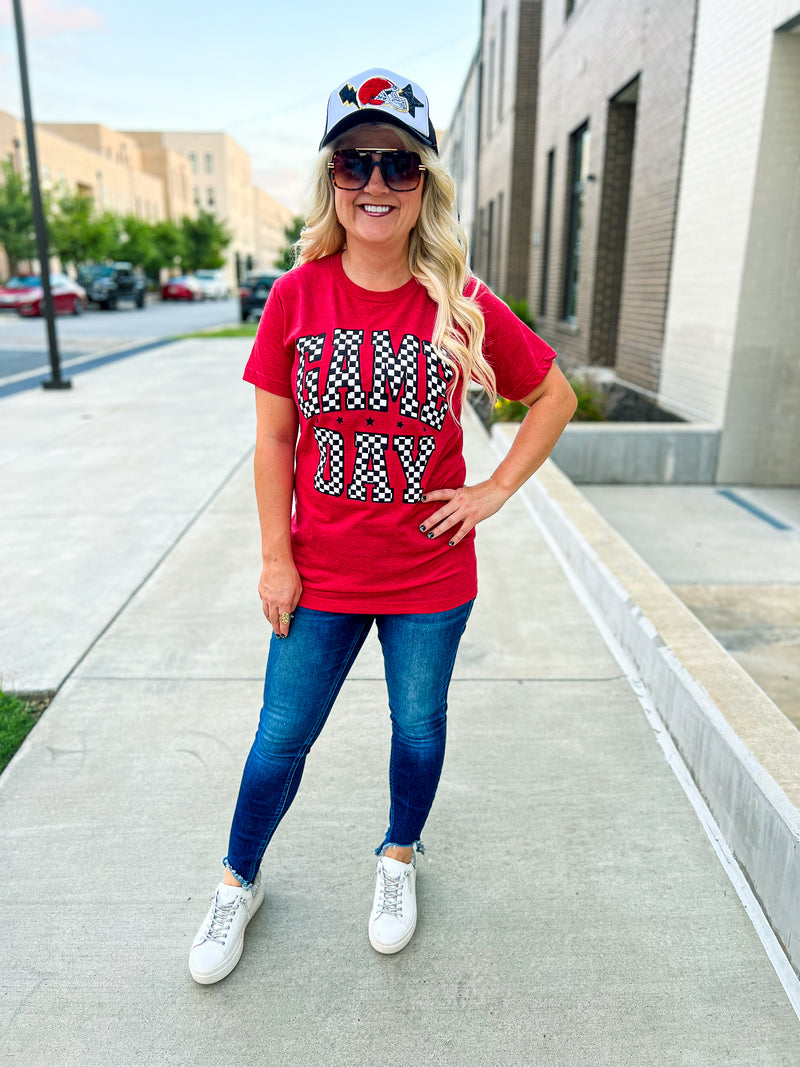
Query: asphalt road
[{"left": 0, "top": 295, "right": 243, "bottom": 381}]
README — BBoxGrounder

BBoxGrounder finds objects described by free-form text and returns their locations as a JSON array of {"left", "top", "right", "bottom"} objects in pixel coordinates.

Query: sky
[{"left": 0, "top": 0, "right": 482, "bottom": 213}]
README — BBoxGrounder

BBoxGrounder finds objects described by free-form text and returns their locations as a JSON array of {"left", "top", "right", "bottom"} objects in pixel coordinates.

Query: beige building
[
  {"left": 126, "top": 130, "right": 292, "bottom": 285},
  {"left": 1, "top": 111, "right": 166, "bottom": 225},
  {"left": 1, "top": 114, "right": 292, "bottom": 286}
]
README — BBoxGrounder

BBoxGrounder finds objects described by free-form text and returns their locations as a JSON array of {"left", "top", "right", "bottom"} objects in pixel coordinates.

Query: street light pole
[{"left": 11, "top": 0, "right": 71, "bottom": 390}]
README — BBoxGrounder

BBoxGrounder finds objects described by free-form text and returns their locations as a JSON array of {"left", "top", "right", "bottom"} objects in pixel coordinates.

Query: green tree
[
  {"left": 274, "top": 214, "right": 304, "bottom": 270},
  {"left": 49, "top": 190, "right": 119, "bottom": 270},
  {"left": 0, "top": 159, "right": 36, "bottom": 276},
  {"left": 149, "top": 219, "right": 185, "bottom": 278},
  {"left": 115, "top": 214, "right": 155, "bottom": 270},
  {"left": 180, "top": 209, "right": 231, "bottom": 272}
]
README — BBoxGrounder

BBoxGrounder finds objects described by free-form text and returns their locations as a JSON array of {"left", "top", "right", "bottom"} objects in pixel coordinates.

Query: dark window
[
  {"left": 562, "top": 122, "right": 590, "bottom": 323},
  {"left": 540, "top": 149, "right": 555, "bottom": 316},
  {"left": 496, "top": 191, "right": 504, "bottom": 290}
]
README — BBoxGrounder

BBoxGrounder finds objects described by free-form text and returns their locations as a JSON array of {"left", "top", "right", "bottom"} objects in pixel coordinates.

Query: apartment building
[
  {"left": 0, "top": 115, "right": 293, "bottom": 286},
  {"left": 529, "top": 0, "right": 696, "bottom": 391},
  {"left": 1, "top": 111, "right": 166, "bottom": 224},
  {"left": 440, "top": 50, "right": 481, "bottom": 262},
  {"left": 658, "top": 1, "right": 800, "bottom": 484},
  {"left": 474, "top": 0, "right": 543, "bottom": 299}
]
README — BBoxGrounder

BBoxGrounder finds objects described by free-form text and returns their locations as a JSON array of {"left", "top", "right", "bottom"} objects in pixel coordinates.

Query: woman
[{"left": 189, "top": 67, "right": 577, "bottom": 984}]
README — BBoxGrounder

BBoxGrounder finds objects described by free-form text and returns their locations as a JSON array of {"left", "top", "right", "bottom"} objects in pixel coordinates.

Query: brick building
[
  {"left": 528, "top": 0, "right": 697, "bottom": 391},
  {"left": 471, "top": 0, "right": 543, "bottom": 299}
]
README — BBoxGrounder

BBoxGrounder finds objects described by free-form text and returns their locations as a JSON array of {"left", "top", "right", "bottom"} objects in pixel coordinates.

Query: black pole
[{"left": 11, "top": 0, "right": 70, "bottom": 390}]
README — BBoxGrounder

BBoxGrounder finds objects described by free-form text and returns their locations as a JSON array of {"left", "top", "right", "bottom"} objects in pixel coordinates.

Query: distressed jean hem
[
  {"left": 375, "top": 838, "right": 425, "bottom": 857},
  {"left": 222, "top": 857, "right": 256, "bottom": 891}
]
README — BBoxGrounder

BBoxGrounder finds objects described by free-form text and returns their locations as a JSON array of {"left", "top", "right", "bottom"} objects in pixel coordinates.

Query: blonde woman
[{"left": 189, "top": 68, "right": 577, "bottom": 984}]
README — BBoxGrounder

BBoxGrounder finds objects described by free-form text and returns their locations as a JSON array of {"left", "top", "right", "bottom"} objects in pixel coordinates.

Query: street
[{"left": 0, "top": 296, "right": 243, "bottom": 381}]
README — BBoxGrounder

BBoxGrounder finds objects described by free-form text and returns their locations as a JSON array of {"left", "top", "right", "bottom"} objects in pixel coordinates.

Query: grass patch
[
  {"left": 0, "top": 691, "right": 49, "bottom": 774},
  {"left": 174, "top": 323, "right": 258, "bottom": 340}
]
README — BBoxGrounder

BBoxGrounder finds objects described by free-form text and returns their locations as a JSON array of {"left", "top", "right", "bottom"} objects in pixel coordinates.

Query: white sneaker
[
  {"left": 368, "top": 855, "right": 417, "bottom": 954},
  {"left": 189, "top": 872, "right": 264, "bottom": 984}
]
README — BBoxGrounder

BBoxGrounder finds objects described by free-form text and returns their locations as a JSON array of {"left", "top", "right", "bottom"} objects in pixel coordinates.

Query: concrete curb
[{"left": 492, "top": 422, "right": 800, "bottom": 978}]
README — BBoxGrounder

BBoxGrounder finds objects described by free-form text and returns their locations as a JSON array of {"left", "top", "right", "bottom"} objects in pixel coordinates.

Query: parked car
[
  {"left": 240, "top": 271, "right": 284, "bottom": 322},
  {"left": 161, "top": 275, "right": 204, "bottom": 301},
  {"left": 194, "top": 269, "right": 229, "bottom": 300},
  {"left": 78, "top": 262, "right": 146, "bottom": 309},
  {"left": 0, "top": 274, "right": 87, "bottom": 317}
]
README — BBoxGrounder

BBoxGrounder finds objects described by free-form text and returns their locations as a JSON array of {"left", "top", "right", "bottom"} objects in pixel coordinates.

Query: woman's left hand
[{"left": 418, "top": 479, "right": 510, "bottom": 547}]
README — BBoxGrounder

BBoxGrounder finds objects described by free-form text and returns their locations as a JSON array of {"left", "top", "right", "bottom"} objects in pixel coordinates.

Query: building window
[
  {"left": 498, "top": 10, "right": 507, "bottom": 121},
  {"left": 205, "top": 152, "right": 213, "bottom": 174},
  {"left": 496, "top": 190, "right": 504, "bottom": 290},
  {"left": 566, "top": 0, "right": 575, "bottom": 16},
  {"left": 562, "top": 122, "right": 590, "bottom": 324},
  {"left": 189, "top": 152, "right": 198, "bottom": 174},
  {"left": 206, "top": 187, "right": 215, "bottom": 208},
  {"left": 193, "top": 185, "right": 200, "bottom": 205},
  {"left": 540, "top": 149, "right": 555, "bottom": 316}
]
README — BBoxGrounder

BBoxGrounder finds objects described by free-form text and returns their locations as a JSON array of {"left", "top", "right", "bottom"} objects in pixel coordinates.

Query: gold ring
[{"left": 279, "top": 612, "right": 291, "bottom": 625}]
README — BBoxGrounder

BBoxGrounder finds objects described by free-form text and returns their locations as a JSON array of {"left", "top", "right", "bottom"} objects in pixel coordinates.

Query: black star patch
[
  {"left": 336, "top": 417, "right": 343, "bottom": 424},
  {"left": 366, "top": 417, "right": 375, "bottom": 426},
  {"left": 399, "top": 84, "right": 424, "bottom": 118},
  {"left": 397, "top": 421, "right": 404, "bottom": 427}
]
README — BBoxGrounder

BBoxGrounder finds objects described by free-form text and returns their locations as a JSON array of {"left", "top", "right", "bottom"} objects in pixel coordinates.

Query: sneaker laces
[
  {"left": 376, "top": 866, "right": 405, "bottom": 918},
  {"left": 204, "top": 893, "right": 241, "bottom": 945}
]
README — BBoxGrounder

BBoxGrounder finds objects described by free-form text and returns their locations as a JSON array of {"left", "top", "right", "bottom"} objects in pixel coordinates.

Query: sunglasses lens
[
  {"left": 331, "top": 151, "right": 422, "bottom": 191},
  {"left": 383, "top": 152, "right": 421, "bottom": 190},
  {"left": 332, "top": 152, "right": 371, "bottom": 189}
]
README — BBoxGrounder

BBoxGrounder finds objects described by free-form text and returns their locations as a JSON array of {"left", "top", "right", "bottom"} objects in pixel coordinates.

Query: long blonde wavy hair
[{"left": 294, "top": 123, "right": 496, "bottom": 411}]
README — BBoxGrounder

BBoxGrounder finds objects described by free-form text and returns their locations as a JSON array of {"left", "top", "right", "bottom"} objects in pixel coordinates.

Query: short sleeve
[
  {"left": 474, "top": 283, "right": 557, "bottom": 401},
  {"left": 242, "top": 280, "right": 294, "bottom": 398}
]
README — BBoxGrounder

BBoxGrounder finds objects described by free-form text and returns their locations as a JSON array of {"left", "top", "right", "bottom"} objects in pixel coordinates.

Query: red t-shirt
[{"left": 243, "top": 253, "right": 556, "bottom": 613}]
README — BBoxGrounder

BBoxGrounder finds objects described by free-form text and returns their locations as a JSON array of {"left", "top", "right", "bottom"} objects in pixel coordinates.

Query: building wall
[
  {"left": 148, "top": 131, "right": 255, "bottom": 286},
  {"left": 440, "top": 48, "right": 480, "bottom": 267},
  {"left": 660, "top": 2, "right": 800, "bottom": 484},
  {"left": 476, "top": 0, "right": 542, "bottom": 299},
  {"left": 253, "top": 186, "right": 294, "bottom": 273},
  {"left": 0, "top": 113, "right": 165, "bottom": 223},
  {"left": 529, "top": 0, "right": 696, "bottom": 390}
]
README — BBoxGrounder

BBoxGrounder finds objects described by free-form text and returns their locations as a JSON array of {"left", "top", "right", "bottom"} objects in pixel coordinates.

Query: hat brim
[{"left": 319, "top": 110, "right": 437, "bottom": 153}]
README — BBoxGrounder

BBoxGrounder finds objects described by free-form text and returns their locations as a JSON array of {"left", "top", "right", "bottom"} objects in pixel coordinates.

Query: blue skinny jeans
[{"left": 224, "top": 601, "right": 473, "bottom": 887}]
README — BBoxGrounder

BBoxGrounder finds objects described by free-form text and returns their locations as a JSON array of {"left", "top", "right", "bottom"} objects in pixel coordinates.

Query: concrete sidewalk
[{"left": 1, "top": 341, "right": 798, "bottom": 1065}]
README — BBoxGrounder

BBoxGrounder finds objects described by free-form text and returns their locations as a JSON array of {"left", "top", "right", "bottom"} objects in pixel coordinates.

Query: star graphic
[
  {"left": 397, "top": 421, "right": 404, "bottom": 428},
  {"left": 336, "top": 417, "right": 343, "bottom": 424},
  {"left": 366, "top": 417, "right": 375, "bottom": 426},
  {"left": 399, "top": 84, "right": 425, "bottom": 118}
]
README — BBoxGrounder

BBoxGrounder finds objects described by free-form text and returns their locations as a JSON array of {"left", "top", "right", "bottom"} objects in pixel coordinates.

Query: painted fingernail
[
  {"left": 427, "top": 532, "right": 434, "bottom": 539},
  {"left": 419, "top": 525, "right": 426, "bottom": 532},
  {"left": 449, "top": 540, "right": 455, "bottom": 547},
  {"left": 421, "top": 495, "right": 427, "bottom": 502}
]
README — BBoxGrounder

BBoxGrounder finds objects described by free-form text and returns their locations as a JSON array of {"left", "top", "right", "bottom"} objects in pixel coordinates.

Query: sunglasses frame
[{"left": 328, "top": 149, "right": 427, "bottom": 192}]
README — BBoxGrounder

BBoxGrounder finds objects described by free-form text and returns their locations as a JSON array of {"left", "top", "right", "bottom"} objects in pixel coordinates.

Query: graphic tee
[{"left": 243, "top": 253, "right": 557, "bottom": 614}]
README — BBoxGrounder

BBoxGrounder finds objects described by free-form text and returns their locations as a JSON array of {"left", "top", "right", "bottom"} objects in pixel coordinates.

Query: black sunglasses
[{"left": 328, "top": 149, "right": 426, "bottom": 192}]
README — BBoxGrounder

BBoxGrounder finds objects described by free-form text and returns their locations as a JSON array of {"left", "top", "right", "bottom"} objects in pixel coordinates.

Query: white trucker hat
[{"left": 319, "top": 68, "right": 438, "bottom": 153}]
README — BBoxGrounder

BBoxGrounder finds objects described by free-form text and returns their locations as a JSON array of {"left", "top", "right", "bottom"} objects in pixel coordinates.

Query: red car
[
  {"left": 161, "top": 275, "right": 204, "bottom": 301},
  {"left": 0, "top": 274, "right": 87, "bottom": 316}
]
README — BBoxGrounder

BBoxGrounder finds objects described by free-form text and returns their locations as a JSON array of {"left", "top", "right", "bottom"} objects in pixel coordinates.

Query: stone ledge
[{"left": 492, "top": 421, "right": 800, "bottom": 976}]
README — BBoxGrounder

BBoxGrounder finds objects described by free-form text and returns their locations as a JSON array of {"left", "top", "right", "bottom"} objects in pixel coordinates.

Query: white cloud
[{"left": 0, "top": 1, "right": 104, "bottom": 38}]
